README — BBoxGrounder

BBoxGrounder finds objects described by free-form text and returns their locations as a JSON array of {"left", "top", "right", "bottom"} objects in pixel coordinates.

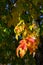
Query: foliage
[{"left": 0, "top": 0, "right": 43, "bottom": 65}]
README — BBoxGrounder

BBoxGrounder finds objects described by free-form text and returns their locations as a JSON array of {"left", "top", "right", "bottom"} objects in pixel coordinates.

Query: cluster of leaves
[{"left": 0, "top": 0, "right": 43, "bottom": 65}]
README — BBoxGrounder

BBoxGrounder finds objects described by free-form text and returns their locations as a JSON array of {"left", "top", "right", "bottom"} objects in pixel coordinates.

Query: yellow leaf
[
  {"left": 16, "top": 35, "right": 18, "bottom": 40},
  {"left": 29, "top": 26, "right": 32, "bottom": 31}
]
